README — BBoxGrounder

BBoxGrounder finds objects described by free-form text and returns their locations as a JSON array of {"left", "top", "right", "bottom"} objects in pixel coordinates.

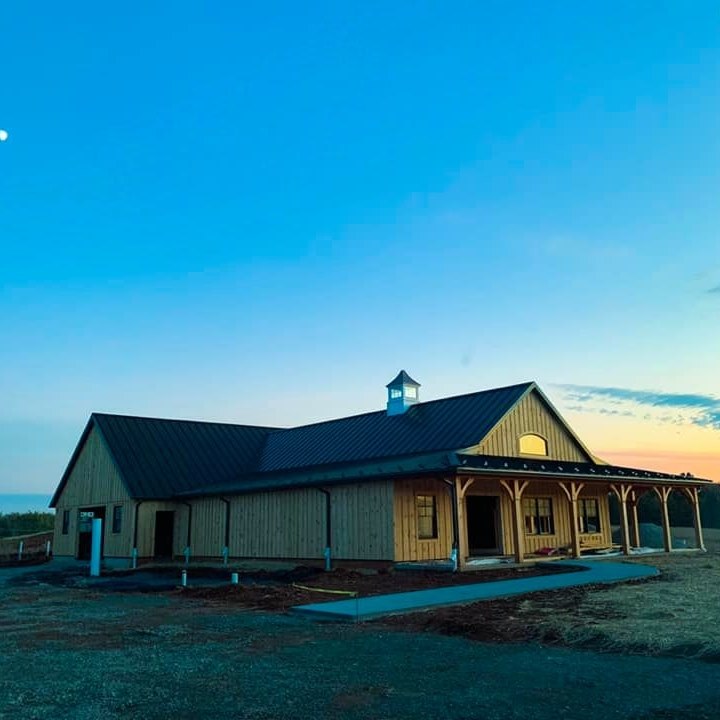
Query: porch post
[
  {"left": 558, "top": 481, "right": 584, "bottom": 558},
  {"left": 682, "top": 487, "right": 705, "bottom": 551},
  {"left": 629, "top": 491, "right": 641, "bottom": 548},
  {"left": 653, "top": 486, "right": 673, "bottom": 552},
  {"left": 610, "top": 484, "right": 632, "bottom": 556},
  {"left": 454, "top": 477, "right": 476, "bottom": 570},
  {"left": 500, "top": 479, "right": 529, "bottom": 563}
]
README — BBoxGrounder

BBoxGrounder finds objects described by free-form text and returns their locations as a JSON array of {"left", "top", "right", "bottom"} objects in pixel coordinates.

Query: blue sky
[{"left": 1, "top": 2, "right": 719, "bottom": 493}]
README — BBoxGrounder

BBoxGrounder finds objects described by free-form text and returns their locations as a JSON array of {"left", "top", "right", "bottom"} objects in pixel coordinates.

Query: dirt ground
[
  {"left": 1, "top": 556, "right": 720, "bottom": 719},
  {"left": 385, "top": 552, "right": 720, "bottom": 661}
]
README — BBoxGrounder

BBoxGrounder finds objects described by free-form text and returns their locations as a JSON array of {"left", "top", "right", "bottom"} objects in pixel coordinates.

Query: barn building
[{"left": 50, "top": 373, "right": 710, "bottom": 569}]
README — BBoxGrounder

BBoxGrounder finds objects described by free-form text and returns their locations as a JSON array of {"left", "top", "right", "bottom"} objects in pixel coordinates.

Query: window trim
[
  {"left": 523, "top": 497, "right": 555, "bottom": 536},
  {"left": 518, "top": 433, "right": 549, "bottom": 457},
  {"left": 415, "top": 494, "right": 438, "bottom": 540},
  {"left": 111, "top": 505, "right": 123, "bottom": 534}
]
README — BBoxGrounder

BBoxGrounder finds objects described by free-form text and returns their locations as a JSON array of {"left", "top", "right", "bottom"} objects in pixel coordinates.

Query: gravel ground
[{"left": 1, "top": 561, "right": 720, "bottom": 719}]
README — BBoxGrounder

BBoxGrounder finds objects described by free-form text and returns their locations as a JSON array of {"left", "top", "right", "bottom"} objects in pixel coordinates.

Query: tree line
[{"left": 0, "top": 512, "right": 55, "bottom": 538}]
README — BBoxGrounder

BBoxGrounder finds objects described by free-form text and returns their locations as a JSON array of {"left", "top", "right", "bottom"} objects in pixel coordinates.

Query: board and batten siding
[
  {"left": 394, "top": 477, "right": 453, "bottom": 562},
  {"left": 52, "top": 426, "right": 134, "bottom": 558},
  {"left": 331, "top": 481, "right": 394, "bottom": 560},
  {"left": 473, "top": 390, "right": 591, "bottom": 462},
  {"left": 222, "top": 481, "right": 395, "bottom": 561}
]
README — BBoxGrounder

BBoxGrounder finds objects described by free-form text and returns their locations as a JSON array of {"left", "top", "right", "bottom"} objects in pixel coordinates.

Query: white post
[
  {"left": 90, "top": 518, "right": 102, "bottom": 577},
  {"left": 131, "top": 547, "right": 138, "bottom": 569},
  {"left": 181, "top": 569, "right": 187, "bottom": 587},
  {"left": 17, "top": 541, "right": 24, "bottom": 562},
  {"left": 45, "top": 540, "right": 51, "bottom": 558},
  {"left": 231, "top": 572, "right": 239, "bottom": 585}
]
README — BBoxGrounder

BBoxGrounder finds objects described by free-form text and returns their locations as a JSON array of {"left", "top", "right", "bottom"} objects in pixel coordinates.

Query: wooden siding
[
  {"left": 473, "top": 390, "right": 591, "bottom": 462},
  {"left": 331, "top": 481, "right": 394, "bottom": 560},
  {"left": 53, "top": 427, "right": 134, "bottom": 558},
  {"left": 394, "top": 477, "right": 453, "bottom": 561},
  {"left": 227, "top": 488, "right": 325, "bottom": 559},
  {"left": 221, "top": 482, "right": 395, "bottom": 561}
]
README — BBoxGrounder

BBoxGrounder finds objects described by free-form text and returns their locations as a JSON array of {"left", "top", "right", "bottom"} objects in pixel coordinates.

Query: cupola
[{"left": 386, "top": 370, "right": 421, "bottom": 416}]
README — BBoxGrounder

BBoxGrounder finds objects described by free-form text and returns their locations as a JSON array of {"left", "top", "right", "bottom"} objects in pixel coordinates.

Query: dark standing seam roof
[
  {"left": 257, "top": 382, "right": 533, "bottom": 472},
  {"left": 91, "top": 414, "right": 277, "bottom": 498},
  {"left": 52, "top": 382, "right": 536, "bottom": 505}
]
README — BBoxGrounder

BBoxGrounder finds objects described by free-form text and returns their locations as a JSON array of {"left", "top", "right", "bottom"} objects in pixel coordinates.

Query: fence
[{"left": 0, "top": 531, "right": 53, "bottom": 563}]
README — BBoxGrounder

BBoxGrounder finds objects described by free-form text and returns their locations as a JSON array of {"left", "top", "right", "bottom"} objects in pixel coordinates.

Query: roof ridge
[
  {"left": 265, "top": 381, "right": 535, "bottom": 435},
  {"left": 91, "top": 412, "right": 280, "bottom": 431}
]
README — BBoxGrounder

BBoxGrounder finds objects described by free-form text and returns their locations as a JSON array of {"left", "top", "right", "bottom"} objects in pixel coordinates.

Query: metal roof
[
  {"left": 50, "top": 414, "right": 277, "bottom": 505},
  {"left": 53, "top": 380, "right": 711, "bottom": 506},
  {"left": 454, "top": 454, "right": 714, "bottom": 486},
  {"left": 257, "top": 382, "right": 533, "bottom": 473}
]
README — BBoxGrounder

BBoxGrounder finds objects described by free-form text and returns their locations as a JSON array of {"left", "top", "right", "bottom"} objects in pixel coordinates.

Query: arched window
[{"left": 519, "top": 433, "right": 548, "bottom": 456}]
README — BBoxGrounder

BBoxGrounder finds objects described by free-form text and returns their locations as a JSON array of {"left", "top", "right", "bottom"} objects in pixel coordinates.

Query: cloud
[
  {"left": 708, "top": 285, "right": 720, "bottom": 294},
  {"left": 556, "top": 384, "right": 720, "bottom": 431}
]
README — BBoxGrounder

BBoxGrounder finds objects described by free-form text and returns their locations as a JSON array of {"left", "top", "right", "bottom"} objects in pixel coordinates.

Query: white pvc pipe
[
  {"left": 181, "top": 569, "right": 187, "bottom": 587},
  {"left": 17, "top": 540, "right": 24, "bottom": 562},
  {"left": 90, "top": 518, "right": 102, "bottom": 577},
  {"left": 231, "top": 572, "right": 239, "bottom": 585},
  {"left": 45, "top": 540, "right": 51, "bottom": 557},
  {"left": 131, "top": 547, "right": 138, "bottom": 569}
]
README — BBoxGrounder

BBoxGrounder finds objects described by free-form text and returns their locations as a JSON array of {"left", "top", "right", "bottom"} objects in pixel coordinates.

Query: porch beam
[{"left": 500, "top": 478, "right": 528, "bottom": 563}]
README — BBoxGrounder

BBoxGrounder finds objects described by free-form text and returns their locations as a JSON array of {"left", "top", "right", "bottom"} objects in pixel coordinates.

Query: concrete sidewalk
[{"left": 291, "top": 560, "right": 658, "bottom": 621}]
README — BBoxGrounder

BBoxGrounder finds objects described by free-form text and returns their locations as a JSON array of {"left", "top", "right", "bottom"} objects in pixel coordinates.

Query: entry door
[
  {"left": 154, "top": 511, "right": 175, "bottom": 558},
  {"left": 76, "top": 507, "right": 105, "bottom": 560},
  {"left": 466, "top": 496, "right": 500, "bottom": 554}
]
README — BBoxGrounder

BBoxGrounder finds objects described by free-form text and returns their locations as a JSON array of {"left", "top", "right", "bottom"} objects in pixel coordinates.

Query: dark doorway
[
  {"left": 466, "top": 496, "right": 500, "bottom": 554},
  {"left": 154, "top": 511, "right": 175, "bottom": 558},
  {"left": 76, "top": 507, "right": 106, "bottom": 560}
]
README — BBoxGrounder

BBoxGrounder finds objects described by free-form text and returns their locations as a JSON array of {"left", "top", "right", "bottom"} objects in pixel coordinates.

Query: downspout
[
  {"left": 180, "top": 501, "right": 193, "bottom": 565},
  {"left": 442, "top": 477, "right": 459, "bottom": 572},
  {"left": 132, "top": 500, "right": 143, "bottom": 569},
  {"left": 317, "top": 489, "right": 332, "bottom": 571},
  {"left": 220, "top": 497, "right": 231, "bottom": 565}
]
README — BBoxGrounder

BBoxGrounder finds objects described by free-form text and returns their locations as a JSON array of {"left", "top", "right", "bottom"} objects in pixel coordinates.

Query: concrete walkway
[{"left": 291, "top": 560, "right": 658, "bottom": 621}]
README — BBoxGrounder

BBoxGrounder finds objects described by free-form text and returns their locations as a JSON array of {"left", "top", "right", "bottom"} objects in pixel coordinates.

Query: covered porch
[{"left": 450, "top": 455, "right": 710, "bottom": 569}]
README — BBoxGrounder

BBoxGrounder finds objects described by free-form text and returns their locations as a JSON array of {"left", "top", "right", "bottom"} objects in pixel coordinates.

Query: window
[
  {"left": 112, "top": 505, "right": 123, "bottom": 534},
  {"left": 390, "top": 388, "right": 402, "bottom": 399},
  {"left": 519, "top": 434, "right": 548, "bottom": 456},
  {"left": 404, "top": 386, "right": 417, "bottom": 399},
  {"left": 62, "top": 510, "right": 70, "bottom": 535},
  {"left": 578, "top": 498, "right": 600, "bottom": 534},
  {"left": 523, "top": 497, "right": 554, "bottom": 535},
  {"left": 416, "top": 495, "right": 438, "bottom": 539}
]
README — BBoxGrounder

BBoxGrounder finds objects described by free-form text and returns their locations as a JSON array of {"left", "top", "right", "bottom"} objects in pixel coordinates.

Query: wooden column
[
  {"left": 681, "top": 487, "right": 705, "bottom": 551},
  {"left": 558, "top": 481, "right": 585, "bottom": 558},
  {"left": 454, "top": 477, "right": 476, "bottom": 569},
  {"left": 652, "top": 486, "right": 673, "bottom": 553},
  {"left": 610, "top": 484, "right": 632, "bottom": 555},
  {"left": 500, "top": 479, "right": 529, "bottom": 563},
  {"left": 629, "top": 491, "right": 641, "bottom": 548}
]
